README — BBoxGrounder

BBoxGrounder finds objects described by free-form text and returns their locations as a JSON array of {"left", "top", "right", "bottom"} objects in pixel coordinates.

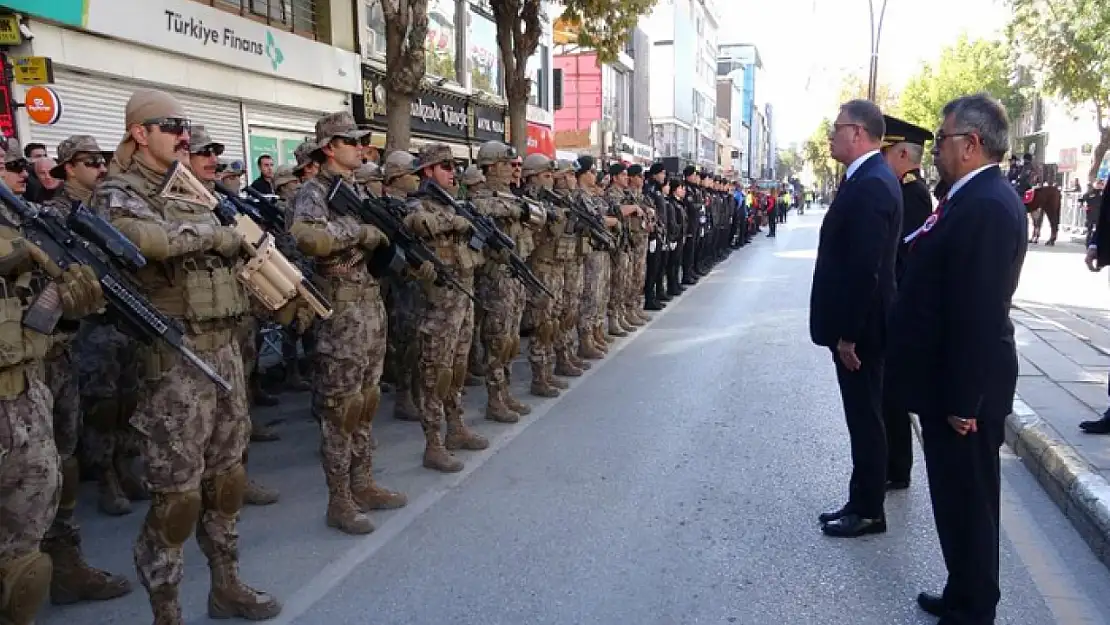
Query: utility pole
[{"left": 867, "top": 0, "right": 889, "bottom": 102}]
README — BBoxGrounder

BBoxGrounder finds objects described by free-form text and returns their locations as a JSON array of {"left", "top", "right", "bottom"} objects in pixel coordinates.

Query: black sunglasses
[
  {"left": 78, "top": 156, "right": 107, "bottom": 169},
  {"left": 143, "top": 117, "right": 191, "bottom": 136},
  {"left": 4, "top": 160, "right": 27, "bottom": 173},
  {"left": 194, "top": 145, "right": 225, "bottom": 158}
]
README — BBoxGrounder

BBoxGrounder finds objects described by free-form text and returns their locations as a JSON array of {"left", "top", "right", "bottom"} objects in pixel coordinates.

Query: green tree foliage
[
  {"left": 558, "top": 0, "right": 658, "bottom": 64},
  {"left": 801, "top": 119, "right": 837, "bottom": 194},
  {"left": 490, "top": 0, "right": 545, "bottom": 154},
  {"left": 1008, "top": 0, "right": 1110, "bottom": 182},
  {"left": 776, "top": 147, "right": 802, "bottom": 182},
  {"left": 837, "top": 74, "right": 900, "bottom": 113}
]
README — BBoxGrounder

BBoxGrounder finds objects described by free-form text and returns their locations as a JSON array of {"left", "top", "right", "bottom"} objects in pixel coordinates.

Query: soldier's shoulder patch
[{"left": 902, "top": 171, "right": 918, "bottom": 184}]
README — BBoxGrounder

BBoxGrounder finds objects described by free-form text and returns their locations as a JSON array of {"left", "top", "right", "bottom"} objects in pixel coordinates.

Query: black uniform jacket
[
  {"left": 896, "top": 169, "right": 933, "bottom": 282},
  {"left": 809, "top": 153, "right": 903, "bottom": 352},
  {"left": 1092, "top": 187, "right": 1110, "bottom": 267},
  {"left": 886, "top": 165, "right": 1027, "bottom": 420}
]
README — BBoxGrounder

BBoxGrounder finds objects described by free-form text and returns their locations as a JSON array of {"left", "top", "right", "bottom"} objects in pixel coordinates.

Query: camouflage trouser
[
  {"left": 45, "top": 339, "right": 79, "bottom": 459},
  {"left": 608, "top": 249, "right": 631, "bottom": 320},
  {"left": 236, "top": 316, "right": 261, "bottom": 379},
  {"left": 131, "top": 337, "right": 250, "bottom": 594},
  {"left": 311, "top": 289, "right": 387, "bottom": 489},
  {"left": 526, "top": 258, "right": 565, "bottom": 372},
  {"left": 77, "top": 322, "right": 142, "bottom": 472},
  {"left": 629, "top": 242, "right": 648, "bottom": 310},
  {"left": 580, "top": 251, "right": 611, "bottom": 333},
  {"left": 559, "top": 257, "right": 586, "bottom": 358},
  {"left": 416, "top": 274, "right": 476, "bottom": 430},
  {"left": 467, "top": 316, "right": 484, "bottom": 377},
  {"left": 0, "top": 370, "right": 60, "bottom": 563},
  {"left": 385, "top": 278, "right": 426, "bottom": 394},
  {"left": 478, "top": 264, "right": 525, "bottom": 395}
]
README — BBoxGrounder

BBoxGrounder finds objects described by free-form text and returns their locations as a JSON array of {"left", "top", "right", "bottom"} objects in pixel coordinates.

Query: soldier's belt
[{"left": 316, "top": 249, "right": 366, "bottom": 277}]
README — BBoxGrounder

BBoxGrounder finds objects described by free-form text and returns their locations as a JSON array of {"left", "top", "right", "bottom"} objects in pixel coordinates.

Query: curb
[{"left": 1006, "top": 396, "right": 1110, "bottom": 567}]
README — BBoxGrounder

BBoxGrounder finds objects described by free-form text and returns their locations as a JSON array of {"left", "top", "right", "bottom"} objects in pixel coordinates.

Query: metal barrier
[{"left": 1059, "top": 191, "right": 1085, "bottom": 233}]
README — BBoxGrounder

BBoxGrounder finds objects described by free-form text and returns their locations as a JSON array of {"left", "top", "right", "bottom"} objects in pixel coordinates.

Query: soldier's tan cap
[
  {"left": 417, "top": 143, "right": 454, "bottom": 171},
  {"left": 354, "top": 162, "right": 383, "bottom": 184},
  {"left": 112, "top": 89, "right": 187, "bottom": 175},
  {"left": 521, "top": 154, "right": 554, "bottom": 177},
  {"left": 382, "top": 150, "right": 419, "bottom": 181},
  {"left": 274, "top": 165, "right": 299, "bottom": 189},
  {"left": 475, "top": 141, "right": 517, "bottom": 166},
  {"left": 51, "top": 135, "right": 110, "bottom": 178},
  {"left": 293, "top": 139, "right": 318, "bottom": 171},
  {"left": 0, "top": 137, "right": 24, "bottom": 166},
  {"left": 188, "top": 125, "right": 223, "bottom": 154},
  {"left": 314, "top": 111, "right": 370, "bottom": 146},
  {"left": 554, "top": 159, "right": 576, "bottom": 176},
  {"left": 460, "top": 164, "right": 485, "bottom": 186}
]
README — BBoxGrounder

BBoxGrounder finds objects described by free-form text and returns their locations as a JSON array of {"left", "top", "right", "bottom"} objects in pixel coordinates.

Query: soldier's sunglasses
[
  {"left": 143, "top": 117, "right": 191, "bottom": 136},
  {"left": 78, "top": 156, "right": 107, "bottom": 169},
  {"left": 195, "top": 145, "right": 225, "bottom": 158}
]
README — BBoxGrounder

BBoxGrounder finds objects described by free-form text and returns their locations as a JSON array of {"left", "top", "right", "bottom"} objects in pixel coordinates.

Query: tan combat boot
[
  {"left": 619, "top": 310, "right": 639, "bottom": 330},
  {"left": 503, "top": 392, "right": 532, "bottom": 416},
  {"left": 0, "top": 550, "right": 52, "bottom": 625},
  {"left": 529, "top": 363, "right": 561, "bottom": 398},
  {"left": 249, "top": 418, "right": 280, "bottom": 443},
  {"left": 555, "top": 353, "right": 584, "bottom": 378},
  {"left": 578, "top": 336, "right": 605, "bottom": 360},
  {"left": 566, "top": 347, "right": 592, "bottom": 370},
  {"left": 485, "top": 385, "right": 519, "bottom": 423},
  {"left": 207, "top": 560, "right": 282, "bottom": 620},
  {"left": 244, "top": 479, "right": 279, "bottom": 506},
  {"left": 96, "top": 467, "right": 132, "bottom": 516},
  {"left": 392, "top": 387, "right": 420, "bottom": 422},
  {"left": 444, "top": 407, "right": 489, "bottom": 451},
  {"left": 42, "top": 533, "right": 131, "bottom": 605},
  {"left": 546, "top": 364, "right": 570, "bottom": 390},
  {"left": 350, "top": 452, "right": 408, "bottom": 512},
  {"left": 150, "top": 587, "right": 183, "bottom": 625},
  {"left": 597, "top": 322, "right": 615, "bottom": 344},
  {"left": 324, "top": 467, "right": 374, "bottom": 535},
  {"left": 607, "top": 315, "right": 628, "bottom": 337},
  {"left": 423, "top": 427, "right": 464, "bottom": 472}
]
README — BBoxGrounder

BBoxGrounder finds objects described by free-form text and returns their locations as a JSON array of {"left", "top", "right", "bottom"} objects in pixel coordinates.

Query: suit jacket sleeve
[
  {"left": 839, "top": 178, "right": 897, "bottom": 344},
  {"left": 941, "top": 200, "right": 1022, "bottom": 417},
  {"left": 897, "top": 180, "right": 932, "bottom": 275}
]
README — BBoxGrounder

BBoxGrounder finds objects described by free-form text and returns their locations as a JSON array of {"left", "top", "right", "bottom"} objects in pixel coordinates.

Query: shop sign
[
  {"left": 526, "top": 122, "right": 555, "bottom": 158},
  {"left": 83, "top": 0, "right": 360, "bottom": 93},
  {"left": 0, "top": 1, "right": 87, "bottom": 28},
  {"left": 0, "top": 13, "right": 22, "bottom": 45},
  {"left": 470, "top": 104, "right": 505, "bottom": 142},
  {"left": 24, "top": 85, "right": 62, "bottom": 125},
  {"left": 353, "top": 71, "right": 470, "bottom": 141},
  {"left": 11, "top": 56, "right": 54, "bottom": 85}
]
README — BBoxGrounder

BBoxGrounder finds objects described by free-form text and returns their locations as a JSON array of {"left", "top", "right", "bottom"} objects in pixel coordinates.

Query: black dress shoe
[
  {"left": 821, "top": 514, "right": 886, "bottom": 537},
  {"left": 916, "top": 592, "right": 946, "bottom": 617},
  {"left": 1080, "top": 416, "right": 1110, "bottom": 434},
  {"left": 645, "top": 301, "right": 663, "bottom": 311},
  {"left": 818, "top": 505, "right": 850, "bottom": 524},
  {"left": 886, "top": 479, "right": 910, "bottom": 491}
]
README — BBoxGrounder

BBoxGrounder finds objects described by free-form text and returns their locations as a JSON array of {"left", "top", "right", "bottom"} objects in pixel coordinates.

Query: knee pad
[
  {"left": 434, "top": 368, "right": 452, "bottom": 399},
  {"left": 0, "top": 550, "right": 52, "bottom": 625},
  {"left": 451, "top": 361, "right": 466, "bottom": 389},
  {"left": 537, "top": 321, "right": 555, "bottom": 343},
  {"left": 83, "top": 399, "right": 121, "bottom": 432},
  {"left": 360, "top": 386, "right": 381, "bottom": 425},
  {"left": 317, "top": 393, "right": 363, "bottom": 435},
  {"left": 203, "top": 464, "right": 246, "bottom": 516},
  {"left": 58, "top": 456, "right": 80, "bottom": 514},
  {"left": 488, "top": 337, "right": 509, "bottom": 365},
  {"left": 147, "top": 490, "right": 202, "bottom": 547}
]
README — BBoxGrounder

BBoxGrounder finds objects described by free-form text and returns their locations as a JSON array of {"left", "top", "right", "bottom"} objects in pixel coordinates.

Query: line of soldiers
[{"left": 0, "top": 86, "right": 760, "bottom": 625}]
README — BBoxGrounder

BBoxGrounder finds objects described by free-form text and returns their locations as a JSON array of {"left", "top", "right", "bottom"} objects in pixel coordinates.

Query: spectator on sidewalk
[
  {"left": 250, "top": 153, "right": 276, "bottom": 195},
  {"left": 1082, "top": 180, "right": 1103, "bottom": 247},
  {"left": 1082, "top": 180, "right": 1110, "bottom": 434}
]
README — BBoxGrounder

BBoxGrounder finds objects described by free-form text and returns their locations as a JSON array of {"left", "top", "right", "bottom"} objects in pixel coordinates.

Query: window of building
[
  {"left": 614, "top": 69, "right": 630, "bottom": 136},
  {"left": 527, "top": 44, "right": 550, "bottom": 109},
  {"left": 206, "top": 0, "right": 318, "bottom": 39},
  {"left": 426, "top": 0, "right": 458, "bottom": 81},
  {"left": 468, "top": 9, "right": 501, "bottom": 95},
  {"left": 362, "top": 0, "right": 386, "bottom": 57}
]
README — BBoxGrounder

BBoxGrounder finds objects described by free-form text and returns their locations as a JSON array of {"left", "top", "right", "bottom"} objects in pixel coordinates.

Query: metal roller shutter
[
  {"left": 30, "top": 69, "right": 245, "bottom": 165},
  {"left": 245, "top": 103, "right": 322, "bottom": 135}
]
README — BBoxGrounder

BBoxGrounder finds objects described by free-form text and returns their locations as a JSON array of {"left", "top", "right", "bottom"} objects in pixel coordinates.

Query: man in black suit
[
  {"left": 887, "top": 94, "right": 1027, "bottom": 625},
  {"left": 809, "top": 99, "right": 903, "bottom": 538},
  {"left": 879, "top": 115, "right": 936, "bottom": 490},
  {"left": 1081, "top": 185, "right": 1110, "bottom": 434}
]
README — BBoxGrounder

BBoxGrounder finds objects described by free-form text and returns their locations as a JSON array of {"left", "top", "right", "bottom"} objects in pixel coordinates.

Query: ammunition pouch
[
  {"left": 147, "top": 490, "right": 202, "bottom": 547},
  {"left": 320, "top": 392, "right": 363, "bottom": 435},
  {"left": 178, "top": 257, "right": 248, "bottom": 323},
  {"left": 555, "top": 237, "right": 577, "bottom": 261},
  {"left": 0, "top": 287, "right": 48, "bottom": 372}
]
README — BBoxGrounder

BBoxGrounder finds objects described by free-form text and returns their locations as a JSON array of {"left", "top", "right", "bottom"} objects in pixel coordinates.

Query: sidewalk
[{"left": 1010, "top": 299, "right": 1110, "bottom": 569}]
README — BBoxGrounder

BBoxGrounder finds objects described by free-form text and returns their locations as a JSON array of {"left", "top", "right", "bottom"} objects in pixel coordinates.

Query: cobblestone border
[{"left": 1007, "top": 396, "right": 1110, "bottom": 568}]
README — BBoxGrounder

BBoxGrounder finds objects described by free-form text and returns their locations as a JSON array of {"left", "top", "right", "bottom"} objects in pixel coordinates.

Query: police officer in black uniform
[
  {"left": 643, "top": 163, "right": 671, "bottom": 307},
  {"left": 681, "top": 166, "right": 702, "bottom": 285},
  {"left": 666, "top": 175, "right": 686, "bottom": 297},
  {"left": 879, "top": 114, "right": 935, "bottom": 489}
]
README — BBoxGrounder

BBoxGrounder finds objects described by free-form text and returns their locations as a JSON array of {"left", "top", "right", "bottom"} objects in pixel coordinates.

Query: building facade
[
  {"left": 644, "top": 0, "right": 697, "bottom": 169},
  {"left": 718, "top": 42, "right": 767, "bottom": 178},
  {"left": 715, "top": 75, "right": 746, "bottom": 177}
]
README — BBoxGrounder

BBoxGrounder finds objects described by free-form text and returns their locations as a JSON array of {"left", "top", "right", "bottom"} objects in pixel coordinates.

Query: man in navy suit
[
  {"left": 887, "top": 94, "right": 1027, "bottom": 624},
  {"left": 809, "top": 99, "right": 903, "bottom": 538}
]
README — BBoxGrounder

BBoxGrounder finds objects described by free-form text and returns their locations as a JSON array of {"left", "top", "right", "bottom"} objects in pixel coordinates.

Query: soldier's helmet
[
  {"left": 0, "top": 137, "right": 24, "bottom": 166},
  {"left": 52, "top": 135, "right": 109, "bottom": 179},
  {"left": 416, "top": 143, "right": 455, "bottom": 172},
  {"left": 554, "top": 159, "right": 577, "bottom": 176},
  {"left": 274, "top": 165, "right": 299, "bottom": 189},
  {"left": 460, "top": 164, "right": 486, "bottom": 186},
  {"left": 476, "top": 141, "right": 517, "bottom": 167},
  {"left": 314, "top": 111, "right": 370, "bottom": 146},
  {"left": 294, "top": 140, "right": 318, "bottom": 170},
  {"left": 382, "top": 150, "right": 419, "bottom": 181},
  {"left": 188, "top": 125, "right": 223, "bottom": 155},
  {"left": 354, "top": 162, "right": 383, "bottom": 185},
  {"left": 521, "top": 154, "right": 554, "bottom": 177}
]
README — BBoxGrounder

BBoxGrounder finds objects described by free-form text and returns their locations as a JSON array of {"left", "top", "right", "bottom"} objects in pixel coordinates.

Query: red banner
[{"left": 526, "top": 122, "right": 555, "bottom": 158}]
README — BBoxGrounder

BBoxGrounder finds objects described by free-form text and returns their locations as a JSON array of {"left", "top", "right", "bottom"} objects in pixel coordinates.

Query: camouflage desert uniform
[
  {"left": 41, "top": 174, "right": 134, "bottom": 604},
  {"left": 93, "top": 152, "right": 279, "bottom": 622},
  {"left": 403, "top": 145, "right": 489, "bottom": 472},
  {"left": 470, "top": 148, "right": 534, "bottom": 417},
  {"left": 0, "top": 216, "right": 63, "bottom": 625},
  {"left": 291, "top": 162, "right": 404, "bottom": 536},
  {"left": 605, "top": 184, "right": 636, "bottom": 333},
  {"left": 626, "top": 186, "right": 653, "bottom": 321},
  {"left": 579, "top": 185, "right": 613, "bottom": 349},
  {"left": 559, "top": 181, "right": 602, "bottom": 362}
]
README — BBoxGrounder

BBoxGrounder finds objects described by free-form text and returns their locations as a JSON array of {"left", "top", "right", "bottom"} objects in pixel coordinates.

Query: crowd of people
[{"left": 0, "top": 84, "right": 818, "bottom": 625}]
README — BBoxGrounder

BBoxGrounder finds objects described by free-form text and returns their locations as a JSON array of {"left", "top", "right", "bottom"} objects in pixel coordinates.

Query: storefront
[
  {"left": 14, "top": 0, "right": 360, "bottom": 180},
  {"left": 524, "top": 104, "right": 555, "bottom": 158},
  {"left": 352, "top": 66, "right": 507, "bottom": 162}
]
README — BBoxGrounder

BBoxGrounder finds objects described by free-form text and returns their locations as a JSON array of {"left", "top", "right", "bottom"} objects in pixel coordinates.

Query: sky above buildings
[{"left": 722, "top": 0, "right": 1012, "bottom": 146}]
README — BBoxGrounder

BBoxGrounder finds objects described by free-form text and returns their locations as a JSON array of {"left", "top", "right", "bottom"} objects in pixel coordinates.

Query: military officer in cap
[
  {"left": 294, "top": 140, "right": 319, "bottom": 182},
  {"left": 880, "top": 114, "right": 935, "bottom": 490}
]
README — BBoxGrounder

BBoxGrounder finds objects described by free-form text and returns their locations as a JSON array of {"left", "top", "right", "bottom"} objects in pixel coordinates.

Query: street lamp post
[{"left": 867, "top": 0, "right": 889, "bottom": 102}]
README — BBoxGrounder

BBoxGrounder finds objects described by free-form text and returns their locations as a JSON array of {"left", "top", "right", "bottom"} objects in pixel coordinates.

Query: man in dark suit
[
  {"left": 1081, "top": 182, "right": 1110, "bottom": 434},
  {"left": 879, "top": 115, "right": 936, "bottom": 490},
  {"left": 809, "top": 99, "right": 903, "bottom": 538},
  {"left": 887, "top": 94, "right": 1027, "bottom": 624}
]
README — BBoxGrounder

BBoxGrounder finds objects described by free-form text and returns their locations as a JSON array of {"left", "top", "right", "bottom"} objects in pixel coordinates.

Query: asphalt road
[{"left": 41, "top": 207, "right": 1110, "bottom": 625}]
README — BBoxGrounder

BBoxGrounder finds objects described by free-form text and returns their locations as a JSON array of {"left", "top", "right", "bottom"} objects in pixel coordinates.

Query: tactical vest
[
  {"left": 526, "top": 188, "right": 576, "bottom": 262},
  {"left": 0, "top": 226, "right": 52, "bottom": 398},
  {"left": 98, "top": 171, "right": 248, "bottom": 333},
  {"left": 300, "top": 175, "right": 378, "bottom": 305}
]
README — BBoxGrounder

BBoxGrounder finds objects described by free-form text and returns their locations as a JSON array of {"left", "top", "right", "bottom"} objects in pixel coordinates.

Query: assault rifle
[
  {"left": 325, "top": 179, "right": 478, "bottom": 305},
  {"left": 494, "top": 191, "right": 558, "bottom": 226},
  {"left": 0, "top": 182, "right": 232, "bottom": 392},
  {"left": 421, "top": 181, "right": 555, "bottom": 300},
  {"left": 538, "top": 188, "right": 615, "bottom": 251}
]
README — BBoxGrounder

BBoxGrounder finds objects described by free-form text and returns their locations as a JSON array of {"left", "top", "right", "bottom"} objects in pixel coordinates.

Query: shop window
[
  {"left": 201, "top": 0, "right": 318, "bottom": 40},
  {"left": 362, "top": 0, "right": 387, "bottom": 58},
  {"left": 426, "top": 0, "right": 458, "bottom": 81},
  {"left": 526, "top": 44, "right": 549, "bottom": 109},
  {"left": 467, "top": 9, "right": 501, "bottom": 96}
]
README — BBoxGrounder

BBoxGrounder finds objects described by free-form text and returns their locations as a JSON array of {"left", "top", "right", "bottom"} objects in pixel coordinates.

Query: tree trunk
[
  {"left": 385, "top": 89, "right": 413, "bottom": 153},
  {"left": 507, "top": 94, "right": 528, "bottom": 156},
  {"left": 1088, "top": 126, "right": 1110, "bottom": 184}
]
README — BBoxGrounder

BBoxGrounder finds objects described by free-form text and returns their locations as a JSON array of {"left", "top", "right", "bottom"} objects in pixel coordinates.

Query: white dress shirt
[{"left": 944, "top": 164, "right": 994, "bottom": 202}]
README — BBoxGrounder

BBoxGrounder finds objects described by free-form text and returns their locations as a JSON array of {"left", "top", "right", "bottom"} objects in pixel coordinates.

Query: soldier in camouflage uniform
[
  {"left": 93, "top": 89, "right": 280, "bottom": 624},
  {"left": 471, "top": 141, "right": 538, "bottom": 412},
  {"left": 275, "top": 163, "right": 318, "bottom": 394},
  {"left": 460, "top": 165, "right": 487, "bottom": 387},
  {"left": 40, "top": 136, "right": 134, "bottom": 605},
  {"left": 401, "top": 144, "right": 488, "bottom": 472},
  {"left": 553, "top": 160, "right": 600, "bottom": 364},
  {"left": 354, "top": 161, "right": 383, "bottom": 198},
  {"left": 574, "top": 158, "right": 615, "bottom": 356},
  {"left": 604, "top": 164, "right": 641, "bottom": 335},
  {"left": 188, "top": 126, "right": 282, "bottom": 507},
  {"left": 294, "top": 140, "right": 320, "bottom": 183},
  {"left": 290, "top": 112, "right": 407, "bottom": 535},
  {"left": 625, "top": 165, "right": 653, "bottom": 324}
]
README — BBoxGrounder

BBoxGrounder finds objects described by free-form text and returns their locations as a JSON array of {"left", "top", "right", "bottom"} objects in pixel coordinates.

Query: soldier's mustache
[{"left": 175, "top": 141, "right": 190, "bottom": 153}]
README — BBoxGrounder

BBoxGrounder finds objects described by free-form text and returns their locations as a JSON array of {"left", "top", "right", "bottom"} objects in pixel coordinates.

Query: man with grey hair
[
  {"left": 886, "top": 93, "right": 1027, "bottom": 624},
  {"left": 810, "top": 98, "right": 903, "bottom": 538}
]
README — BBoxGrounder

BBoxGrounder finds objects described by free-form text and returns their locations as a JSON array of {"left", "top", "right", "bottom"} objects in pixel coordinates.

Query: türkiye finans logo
[{"left": 266, "top": 31, "right": 284, "bottom": 71}]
